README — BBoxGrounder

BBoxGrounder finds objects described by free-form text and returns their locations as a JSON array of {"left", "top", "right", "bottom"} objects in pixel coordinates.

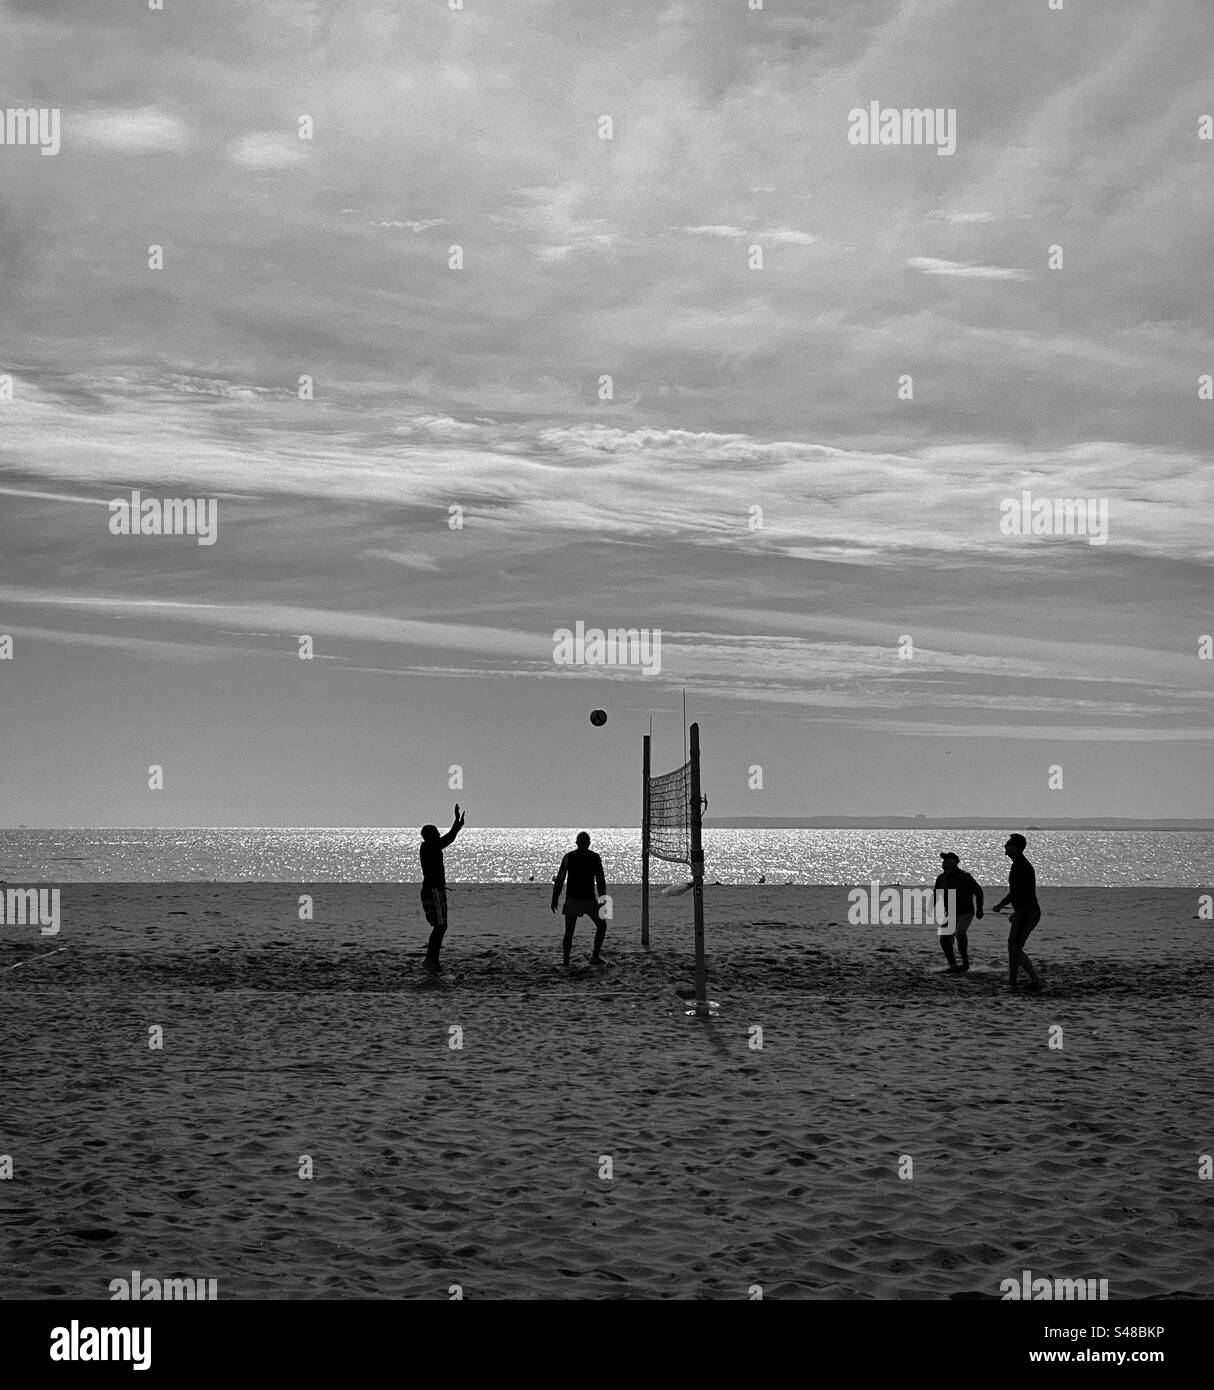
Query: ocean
[{"left": 0, "top": 826, "right": 1210, "bottom": 886}]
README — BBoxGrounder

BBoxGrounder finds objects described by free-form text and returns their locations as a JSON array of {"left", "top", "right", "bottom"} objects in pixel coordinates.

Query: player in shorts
[
  {"left": 550, "top": 831, "right": 608, "bottom": 966},
  {"left": 419, "top": 804, "right": 465, "bottom": 973},
  {"left": 934, "top": 850, "right": 984, "bottom": 971}
]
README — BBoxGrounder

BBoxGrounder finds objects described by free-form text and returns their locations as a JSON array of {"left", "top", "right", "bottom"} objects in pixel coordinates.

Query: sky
[{"left": 1, "top": 0, "right": 1212, "bottom": 827}]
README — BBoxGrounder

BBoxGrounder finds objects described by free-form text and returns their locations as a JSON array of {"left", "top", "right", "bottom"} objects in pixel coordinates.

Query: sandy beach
[{"left": 2, "top": 883, "right": 1212, "bottom": 1300}]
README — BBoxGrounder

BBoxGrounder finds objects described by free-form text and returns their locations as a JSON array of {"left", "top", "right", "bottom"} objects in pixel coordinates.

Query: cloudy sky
[{"left": 1, "top": 0, "right": 1211, "bottom": 827}]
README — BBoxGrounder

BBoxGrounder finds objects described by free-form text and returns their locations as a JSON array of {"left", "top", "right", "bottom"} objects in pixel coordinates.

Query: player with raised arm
[{"left": 418, "top": 804, "right": 465, "bottom": 974}]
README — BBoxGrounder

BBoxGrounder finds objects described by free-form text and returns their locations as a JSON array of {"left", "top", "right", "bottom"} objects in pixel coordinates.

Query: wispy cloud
[
  {"left": 2, "top": 0, "right": 1211, "bottom": 820},
  {"left": 907, "top": 256, "right": 1030, "bottom": 281},
  {"left": 684, "top": 225, "right": 748, "bottom": 238},
  {"left": 758, "top": 229, "right": 817, "bottom": 245},
  {"left": 370, "top": 219, "right": 447, "bottom": 232}
]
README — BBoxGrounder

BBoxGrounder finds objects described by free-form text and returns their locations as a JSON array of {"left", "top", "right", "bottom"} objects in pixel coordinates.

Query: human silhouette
[
  {"left": 933, "top": 851, "right": 984, "bottom": 971},
  {"left": 991, "top": 833, "right": 1042, "bottom": 991},
  {"left": 551, "top": 831, "right": 608, "bottom": 966},
  {"left": 418, "top": 804, "right": 465, "bottom": 973}
]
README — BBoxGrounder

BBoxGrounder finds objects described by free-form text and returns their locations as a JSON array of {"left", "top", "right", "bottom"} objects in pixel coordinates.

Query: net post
[
  {"left": 689, "top": 722, "right": 707, "bottom": 1008},
  {"left": 641, "top": 734, "right": 651, "bottom": 948}
]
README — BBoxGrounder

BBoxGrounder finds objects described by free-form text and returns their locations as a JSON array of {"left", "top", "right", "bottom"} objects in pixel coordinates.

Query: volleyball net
[
  {"left": 646, "top": 759, "right": 692, "bottom": 867},
  {"left": 640, "top": 724, "right": 709, "bottom": 1010}
]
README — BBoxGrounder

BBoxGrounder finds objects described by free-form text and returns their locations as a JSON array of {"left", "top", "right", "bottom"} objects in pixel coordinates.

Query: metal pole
[
  {"left": 641, "top": 733, "right": 651, "bottom": 948},
  {"left": 689, "top": 722, "right": 706, "bottom": 1009}
]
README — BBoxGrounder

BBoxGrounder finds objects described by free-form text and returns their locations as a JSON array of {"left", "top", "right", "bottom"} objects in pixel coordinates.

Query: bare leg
[
  {"left": 1007, "top": 910, "right": 1042, "bottom": 990},
  {"left": 940, "top": 932, "right": 958, "bottom": 969},
  {"left": 425, "top": 923, "right": 446, "bottom": 973},
  {"left": 1015, "top": 943, "right": 1042, "bottom": 988},
  {"left": 562, "top": 916, "right": 576, "bottom": 966},
  {"left": 589, "top": 911, "right": 607, "bottom": 962},
  {"left": 955, "top": 915, "right": 971, "bottom": 970}
]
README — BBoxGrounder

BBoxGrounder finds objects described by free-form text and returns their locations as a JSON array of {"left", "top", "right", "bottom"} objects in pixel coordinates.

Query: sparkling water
[{"left": 0, "top": 827, "right": 1209, "bottom": 886}]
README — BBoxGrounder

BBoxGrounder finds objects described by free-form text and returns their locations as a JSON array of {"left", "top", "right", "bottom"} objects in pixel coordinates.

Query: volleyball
[{"left": 589, "top": 708, "right": 607, "bottom": 727}]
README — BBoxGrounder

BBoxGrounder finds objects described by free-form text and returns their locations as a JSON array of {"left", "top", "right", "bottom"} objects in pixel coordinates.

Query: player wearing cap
[{"left": 934, "top": 851, "right": 984, "bottom": 971}]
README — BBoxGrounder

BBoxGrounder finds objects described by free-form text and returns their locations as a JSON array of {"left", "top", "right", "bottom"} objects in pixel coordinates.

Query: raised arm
[{"left": 438, "top": 803, "right": 465, "bottom": 849}]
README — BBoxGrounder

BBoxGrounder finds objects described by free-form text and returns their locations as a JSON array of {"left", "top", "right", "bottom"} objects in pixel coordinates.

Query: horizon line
[{"left": 3, "top": 821, "right": 1213, "bottom": 832}]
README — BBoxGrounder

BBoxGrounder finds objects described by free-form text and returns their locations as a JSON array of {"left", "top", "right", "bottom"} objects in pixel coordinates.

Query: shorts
[
  {"left": 562, "top": 896, "right": 603, "bottom": 920},
  {"left": 420, "top": 885, "right": 447, "bottom": 929},
  {"left": 937, "top": 907, "right": 974, "bottom": 937}
]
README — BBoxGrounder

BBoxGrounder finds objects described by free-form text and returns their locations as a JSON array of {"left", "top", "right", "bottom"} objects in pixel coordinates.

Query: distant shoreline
[
  {"left": 704, "top": 819, "right": 1214, "bottom": 831},
  {"left": 3, "top": 821, "right": 1214, "bottom": 832},
  {"left": 705, "top": 818, "right": 1214, "bottom": 831}
]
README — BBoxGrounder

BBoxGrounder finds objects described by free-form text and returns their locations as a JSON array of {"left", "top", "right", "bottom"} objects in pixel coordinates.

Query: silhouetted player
[
  {"left": 551, "top": 831, "right": 608, "bottom": 966},
  {"left": 991, "top": 832, "right": 1042, "bottom": 991},
  {"left": 419, "top": 804, "right": 465, "bottom": 973},
  {"left": 934, "top": 851, "right": 984, "bottom": 971}
]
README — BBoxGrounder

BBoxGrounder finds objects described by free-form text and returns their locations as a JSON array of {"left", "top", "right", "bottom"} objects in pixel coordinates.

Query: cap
[{"left": 940, "top": 850, "right": 960, "bottom": 864}]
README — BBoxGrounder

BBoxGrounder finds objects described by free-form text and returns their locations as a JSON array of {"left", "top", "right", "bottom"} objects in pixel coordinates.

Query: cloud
[
  {"left": 0, "top": 622, "right": 220, "bottom": 662},
  {"left": 684, "top": 225, "right": 747, "bottom": 238},
  {"left": 758, "top": 229, "right": 816, "bottom": 245},
  {"left": 0, "top": 588, "right": 546, "bottom": 663},
  {"left": 74, "top": 107, "right": 190, "bottom": 152},
  {"left": 907, "top": 257, "right": 1030, "bottom": 281},
  {"left": 500, "top": 183, "right": 619, "bottom": 254},
  {"left": 0, "top": 484, "right": 111, "bottom": 507},
  {"left": 365, "top": 550, "right": 441, "bottom": 571},
  {"left": 370, "top": 219, "right": 447, "bottom": 232},
  {"left": 228, "top": 131, "right": 307, "bottom": 170},
  {"left": 931, "top": 211, "right": 995, "bottom": 225},
  {"left": 3, "top": 0, "right": 1213, "bottom": 767},
  {"left": 3, "top": 381, "right": 1212, "bottom": 567}
]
